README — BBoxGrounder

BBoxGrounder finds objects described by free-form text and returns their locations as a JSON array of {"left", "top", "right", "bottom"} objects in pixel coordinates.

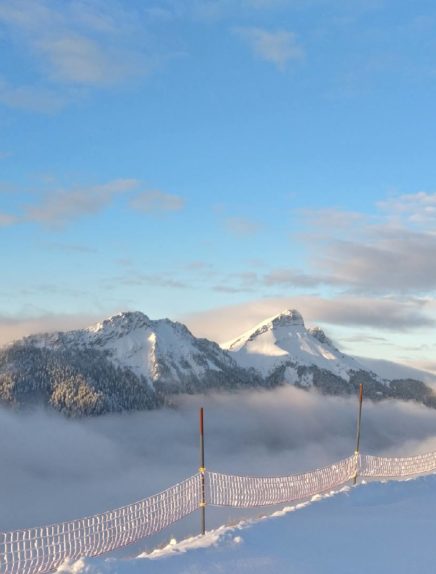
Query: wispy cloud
[
  {"left": 235, "top": 27, "right": 304, "bottom": 70},
  {"left": 1, "top": 179, "right": 185, "bottom": 229},
  {"left": 110, "top": 273, "right": 188, "bottom": 290},
  {"left": 317, "top": 229, "right": 436, "bottom": 293},
  {"left": 0, "top": 311, "right": 102, "bottom": 347},
  {"left": 295, "top": 197, "right": 436, "bottom": 295},
  {"left": 24, "top": 179, "right": 137, "bottom": 228},
  {"left": 0, "top": 0, "right": 164, "bottom": 111},
  {"left": 0, "top": 213, "right": 18, "bottom": 227},
  {"left": 263, "top": 268, "right": 331, "bottom": 288},
  {"left": 129, "top": 191, "right": 185, "bottom": 214},
  {"left": 46, "top": 243, "right": 98, "bottom": 254},
  {"left": 378, "top": 191, "right": 436, "bottom": 226},
  {"left": 300, "top": 207, "right": 365, "bottom": 230},
  {"left": 0, "top": 78, "right": 67, "bottom": 113},
  {"left": 224, "top": 216, "right": 262, "bottom": 236},
  {"left": 181, "top": 295, "right": 435, "bottom": 343}
]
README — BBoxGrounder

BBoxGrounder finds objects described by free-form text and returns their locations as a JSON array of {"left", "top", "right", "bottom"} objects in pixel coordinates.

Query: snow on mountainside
[
  {"left": 223, "top": 309, "right": 364, "bottom": 381},
  {"left": 0, "top": 312, "right": 261, "bottom": 415},
  {"left": 25, "top": 311, "right": 234, "bottom": 386},
  {"left": 1, "top": 308, "right": 435, "bottom": 416},
  {"left": 355, "top": 356, "right": 436, "bottom": 388},
  {"left": 223, "top": 309, "right": 436, "bottom": 405}
]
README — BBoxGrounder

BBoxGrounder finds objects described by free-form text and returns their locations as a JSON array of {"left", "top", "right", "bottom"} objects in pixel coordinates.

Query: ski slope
[{"left": 58, "top": 474, "right": 436, "bottom": 574}]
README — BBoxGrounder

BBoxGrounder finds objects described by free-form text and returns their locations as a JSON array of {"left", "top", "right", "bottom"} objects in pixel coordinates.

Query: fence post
[
  {"left": 199, "top": 407, "right": 206, "bottom": 535},
  {"left": 353, "top": 384, "right": 363, "bottom": 485}
]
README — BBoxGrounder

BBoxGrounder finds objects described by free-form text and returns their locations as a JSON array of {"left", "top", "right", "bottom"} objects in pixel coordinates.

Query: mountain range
[{"left": 0, "top": 309, "right": 434, "bottom": 416}]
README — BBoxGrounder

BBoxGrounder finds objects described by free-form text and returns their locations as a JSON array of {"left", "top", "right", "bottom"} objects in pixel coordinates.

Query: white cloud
[
  {"left": 0, "top": 312, "right": 103, "bottom": 346},
  {"left": 181, "top": 295, "right": 435, "bottom": 343},
  {"left": 1, "top": 179, "right": 185, "bottom": 229},
  {"left": 378, "top": 192, "right": 436, "bottom": 226},
  {"left": 0, "top": 212, "right": 18, "bottom": 227},
  {"left": 2, "top": 387, "right": 436, "bottom": 535},
  {"left": 314, "top": 228, "right": 436, "bottom": 293},
  {"left": 130, "top": 190, "right": 185, "bottom": 213},
  {"left": 24, "top": 179, "right": 138, "bottom": 228},
  {"left": 37, "top": 34, "right": 118, "bottom": 86},
  {"left": 294, "top": 200, "right": 436, "bottom": 294},
  {"left": 263, "top": 268, "right": 329, "bottom": 288},
  {"left": 224, "top": 216, "right": 262, "bottom": 236},
  {"left": 300, "top": 207, "right": 365, "bottom": 230},
  {"left": 0, "top": 77, "right": 67, "bottom": 112},
  {"left": 236, "top": 27, "right": 304, "bottom": 70},
  {"left": 0, "top": 0, "right": 163, "bottom": 109}
]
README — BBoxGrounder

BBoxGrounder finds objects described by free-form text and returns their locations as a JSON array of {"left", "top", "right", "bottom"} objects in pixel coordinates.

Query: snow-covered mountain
[
  {"left": 223, "top": 309, "right": 363, "bottom": 382},
  {"left": 0, "top": 311, "right": 261, "bottom": 415},
  {"left": 0, "top": 309, "right": 434, "bottom": 416},
  {"left": 223, "top": 309, "right": 436, "bottom": 404},
  {"left": 24, "top": 311, "right": 251, "bottom": 392}
]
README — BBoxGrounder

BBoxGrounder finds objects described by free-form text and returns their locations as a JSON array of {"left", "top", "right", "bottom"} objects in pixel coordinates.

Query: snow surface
[
  {"left": 57, "top": 474, "right": 436, "bottom": 574},
  {"left": 356, "top": 356, "right": 436, "bottom": 386},
  {"left": 223, "top": 309, "right": 362, "bottom": 380}
]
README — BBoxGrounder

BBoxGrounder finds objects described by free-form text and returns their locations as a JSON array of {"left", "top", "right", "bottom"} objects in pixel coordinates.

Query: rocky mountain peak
[
  {"left": 307, "top": 326, "right": 332, "bottom": 345},
  {"left": 87, "top": 311, "right": 152, "bottom": 338},
  {"left": 269, "top": 309, "right": 305, "bottom": 329}
]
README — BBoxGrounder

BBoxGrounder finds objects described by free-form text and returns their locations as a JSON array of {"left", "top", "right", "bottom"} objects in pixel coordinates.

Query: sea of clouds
[{"left": 2, "top": 386, "right": 436, "bottom": 549}]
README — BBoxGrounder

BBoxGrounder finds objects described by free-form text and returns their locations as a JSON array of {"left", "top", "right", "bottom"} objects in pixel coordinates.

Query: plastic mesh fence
[
  {"left": 0, "top": 473, "right": 202, "bottom": 574},
  {"left": 360, "top": 451, "right": 436, "bottom": 479},
  {"left": 206, "top": 455, "right": 357, "bottom": 508},
  {"left": 4, "top": 450, "right": 436, "bottom": 574}
]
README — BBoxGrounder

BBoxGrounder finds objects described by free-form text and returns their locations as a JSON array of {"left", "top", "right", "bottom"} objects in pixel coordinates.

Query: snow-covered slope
[
  {"left": 355, "top": 356, "right": 436, "bottom": 387},
  {"left": 0, "top": 311, "right": 262, "bottom": 415},
  {"left": 1, "top": 309, "right": 435, "bottom": 416},
  {"left": 223, "top": 309, "right": 364, "bottom": 382},
  {"left": 221, "top": 309, "right": 436, "bottom": 405},
  {"left": 59, "top": 474, "right": 436, "bottom": 574},
  {"left": 26, "top": 311, "right": 236, "bottom": 387}
]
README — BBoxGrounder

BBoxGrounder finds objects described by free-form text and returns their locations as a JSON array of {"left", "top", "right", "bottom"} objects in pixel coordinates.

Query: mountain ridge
[{"left": 0, "top": 309, "right": 434, "bottom": 416}]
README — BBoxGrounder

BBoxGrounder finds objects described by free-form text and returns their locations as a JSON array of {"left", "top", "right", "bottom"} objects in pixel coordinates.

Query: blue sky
[{"left": 1, "top": 0, "right": 436, "bottom": 371}]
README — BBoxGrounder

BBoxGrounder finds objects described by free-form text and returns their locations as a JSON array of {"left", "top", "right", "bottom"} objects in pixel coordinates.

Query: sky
[{"left": 1, "top": 0, "right": 436, "bottom": 371}]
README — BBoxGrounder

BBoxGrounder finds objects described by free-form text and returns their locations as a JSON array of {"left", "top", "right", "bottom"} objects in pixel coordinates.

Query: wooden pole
[
  {"left": 353, "top": 384, "right": 363, "bottom": 485},
  {"left": 199, "top": 407, "right": 206, "bottom": 535}
]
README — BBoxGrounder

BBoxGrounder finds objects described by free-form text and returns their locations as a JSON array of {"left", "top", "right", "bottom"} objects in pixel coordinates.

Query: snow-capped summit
[
  {"left": 1, "top": 308, "right": 434, "bottom": 417},
  {"left": 87, "top": 311, "right": 153, "bottom": 337},
  {"left": 268, "top": 308, "right": 305, "bottom": 328},
  {"left": 13, "top": 310, "right": 263, "bottom": 411},
  {"left": 24, "top": 310, "right": 239, "bottom": 385},
  {"left": 223, "top": 309, "right": 362, "bottom": 381}
]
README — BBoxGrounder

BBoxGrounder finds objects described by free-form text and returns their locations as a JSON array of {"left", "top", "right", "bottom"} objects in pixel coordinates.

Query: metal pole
[
  {"left": 353, "top": 384, "right": 363, "bottom": 485},
  {"left": 199, "top": 407, "right": 206, "bottom": 535}
]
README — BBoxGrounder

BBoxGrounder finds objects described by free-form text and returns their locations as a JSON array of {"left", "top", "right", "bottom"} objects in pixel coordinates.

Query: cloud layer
[
  {"left": 2, "top": 387, "right": 436, "bottom": 544},
  {"left": 182, "top": 295, "right": 435, "bottom": 344}
]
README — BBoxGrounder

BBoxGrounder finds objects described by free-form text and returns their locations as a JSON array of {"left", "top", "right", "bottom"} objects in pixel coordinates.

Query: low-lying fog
[{"left": 2, "top": 386, "right": 436, "bottom": 547}]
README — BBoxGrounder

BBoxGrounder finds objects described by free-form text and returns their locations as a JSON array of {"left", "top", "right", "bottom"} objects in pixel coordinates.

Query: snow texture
[
  {"left": 56, "top": 474, "right": 436, "bottom": 574},
  {"left": 223, "top": 309, "right": 364, "bottom": 379}
]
